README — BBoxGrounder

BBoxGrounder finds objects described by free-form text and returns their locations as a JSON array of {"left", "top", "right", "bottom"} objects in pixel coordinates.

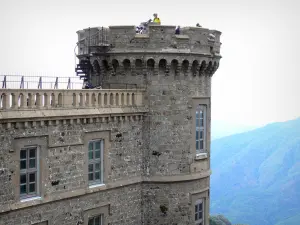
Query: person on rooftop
[
  {"left": 196, "top": 23, "right": 202, "bottom": 27},
  {"left": 175, "top": 26, "right": 180, "bottom": 35},
  {"left": 153, "top": 13, "right": 161, "bottom": 25}
]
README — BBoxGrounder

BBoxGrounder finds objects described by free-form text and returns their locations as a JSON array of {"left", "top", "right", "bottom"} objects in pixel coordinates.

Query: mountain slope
[
  {"left": 211, "top": 120, "right": 256, "bottom": 140},
  {"left": 210, "top": 117, "right": 300, "bottom": 225}
]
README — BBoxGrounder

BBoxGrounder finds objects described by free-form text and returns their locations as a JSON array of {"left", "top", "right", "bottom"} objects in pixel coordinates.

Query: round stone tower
[{"left": 76, "top": 24, "right": 221, "bottom": 225}]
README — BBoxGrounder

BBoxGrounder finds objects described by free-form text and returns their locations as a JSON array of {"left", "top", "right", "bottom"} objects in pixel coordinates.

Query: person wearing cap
[{"left": 153, "top": 13, "right": 161, "bottom": 25}]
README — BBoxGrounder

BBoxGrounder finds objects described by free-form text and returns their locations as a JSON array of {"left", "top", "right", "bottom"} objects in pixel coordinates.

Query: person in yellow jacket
[{"left": 153, "top": 13, "right": 161, "bottom": 25}]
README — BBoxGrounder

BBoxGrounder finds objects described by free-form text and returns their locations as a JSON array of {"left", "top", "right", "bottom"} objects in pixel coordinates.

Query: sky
[{"left": 0, "top": 0, "right": 299, "bottom": 127}]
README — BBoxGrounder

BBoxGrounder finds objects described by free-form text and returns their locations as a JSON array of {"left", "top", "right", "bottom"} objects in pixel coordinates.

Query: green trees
[{"left": 209, "top": 215, "right": 248, "bottom": 225}]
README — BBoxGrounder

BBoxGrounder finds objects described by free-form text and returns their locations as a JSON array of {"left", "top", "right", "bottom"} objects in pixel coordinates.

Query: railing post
[
  {"left": 54, "top": 77, "right": 58, "bottom": 89},
  {"left": 20, "top": 76, "right": 24, "bottom": 89},
  {"left": 38, "top": 77, "right": 42, "bottom": 89},
  {"left": 2, "top": 75, "right": 6, "bottom": 89},
  {"left": 67, "top": 78, "right": 71, "bottom": 89}
]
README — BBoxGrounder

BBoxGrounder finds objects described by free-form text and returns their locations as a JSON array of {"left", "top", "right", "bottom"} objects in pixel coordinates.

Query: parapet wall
[
  {"left": 0, "top": 89, "right": 146, "bottom": 127},
  {"left": 77, "top": 25, "right": 222, "bottom": 55}
]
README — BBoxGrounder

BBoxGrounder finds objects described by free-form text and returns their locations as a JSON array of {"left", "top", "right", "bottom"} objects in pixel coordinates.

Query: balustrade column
[
  {"left": 126, "top": 93, "right": 131, "bottom": 106},
  {"left": 2, "top": 93, "right": 10, "bottom": 109},
  {"left": 36, "top": 93, "right": 42, "bottom": 108},
  {"left": 27, "top": 94, "right": 34, "bottom": 108},
  {"left": 85, "top": 93, "right": 91, "bottom": 107},
  {"left": 11, "top": 93, "right": 18, "bottom": 109},
  {"left": 19, "top": 94, "right": 25, "bottom": 109},
  {"left": 44, "top": 93, "right": 50, "bottom": 108}
]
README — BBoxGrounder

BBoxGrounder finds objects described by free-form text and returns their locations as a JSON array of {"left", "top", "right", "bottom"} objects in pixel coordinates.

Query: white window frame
[
  {"left": 88, "top": 139, "right": 104, "bottom": 186},
  {"left": 195, "top": 198, "right": 204, "bottom": 225},
  {"left": 19, "top": 146, "right": 40, "bottom": 199},
  {"left": 195, "top": 104, "right": 207, "bottom": 154}
]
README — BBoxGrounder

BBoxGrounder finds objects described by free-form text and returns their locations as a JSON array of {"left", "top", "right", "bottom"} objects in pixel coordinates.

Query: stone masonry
[{"left": 0, "top": 24, "right": 221, "bottom": 225}]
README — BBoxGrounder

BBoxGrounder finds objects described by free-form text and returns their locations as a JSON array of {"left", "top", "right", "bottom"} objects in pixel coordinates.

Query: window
[
  {"left": 20, "top": 147, "right": 39, "bottom": 199},
  {"left": 88, "top": 140, "right": 103, "bottom": 185},
  {"left": 195, "top": 105, "right": 206, "bottom": 153},
  {"left": 195, "top": 199, "right": 204, "bottom": 225},
  {"left": 88, "top": 214, "right": 103, "bottom": 225},
  {"left": 83, "top": 204, "right": 109, "bottom": 225}
]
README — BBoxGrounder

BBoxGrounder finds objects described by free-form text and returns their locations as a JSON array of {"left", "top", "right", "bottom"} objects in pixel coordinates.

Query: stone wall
[
  {"left": 0, "top": 183, "right": 142, "bottom": 225},
  {"left": 0, "top": 117, "right": 145, "bottom": 224},
  {"left": 142, "top": 178, "right": 210, "bottom": 225}
]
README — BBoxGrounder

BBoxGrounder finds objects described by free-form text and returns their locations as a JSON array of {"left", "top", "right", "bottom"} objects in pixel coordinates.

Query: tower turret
[{"left": 76, "top": 23, "right": 222, "bottom": 225}]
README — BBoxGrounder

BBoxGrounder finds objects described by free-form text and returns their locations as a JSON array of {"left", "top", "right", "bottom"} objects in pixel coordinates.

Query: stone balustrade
[{"left": 0, "top": 89, "right": 145, "bottom": 110}]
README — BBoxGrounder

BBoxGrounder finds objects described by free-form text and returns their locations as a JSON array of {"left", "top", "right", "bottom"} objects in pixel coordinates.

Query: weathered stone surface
[{"left": 0, "top": 24, "right": 221, "bottom": 225}]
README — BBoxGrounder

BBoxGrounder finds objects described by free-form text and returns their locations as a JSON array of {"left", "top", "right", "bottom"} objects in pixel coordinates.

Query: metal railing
[
  {"left": 0, "top": 74, "right": 83, "bottom": 89},
  {"left": 77, "top": 27, "right": 110, "bottom": 55}
]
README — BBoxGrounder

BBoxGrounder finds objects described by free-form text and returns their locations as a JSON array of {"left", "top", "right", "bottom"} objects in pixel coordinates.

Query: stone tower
[
  {"left": 0, "top": 24, "right": 221, "bottom": 225},
  {"left": 76, "top": 24, "right": 222, "bottom": 224}
]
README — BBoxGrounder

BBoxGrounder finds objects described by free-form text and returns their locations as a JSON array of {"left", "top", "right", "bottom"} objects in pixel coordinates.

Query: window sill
[
  {"left": 89, "top": 183, "right": 105, "bottom": 189},
  {"left": 20, "top": 196, "right": 41, "bottom": 203},
  {"left": 195, "top": 153, "right": 208, "bottom": 160}
]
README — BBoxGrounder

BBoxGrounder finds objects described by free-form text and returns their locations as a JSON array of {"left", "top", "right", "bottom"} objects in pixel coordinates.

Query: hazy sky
[{"left": 0, "top": 0, "right": 299, "bottom": 126}]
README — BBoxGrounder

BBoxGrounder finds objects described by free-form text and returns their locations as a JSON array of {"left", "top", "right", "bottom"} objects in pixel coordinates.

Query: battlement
[{"left": 76, "top": 24, "right": 221, "bottom": 55}]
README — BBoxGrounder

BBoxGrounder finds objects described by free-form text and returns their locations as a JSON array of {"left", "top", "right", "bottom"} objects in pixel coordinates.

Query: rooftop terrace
[{"left": 76, "top": 24, "right": 221, "bottom": 56}]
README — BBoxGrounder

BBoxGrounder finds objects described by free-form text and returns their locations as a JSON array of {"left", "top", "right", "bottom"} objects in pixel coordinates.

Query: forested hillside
[{"left": 210, "top": 118, "right": 300, "bottom": 225}]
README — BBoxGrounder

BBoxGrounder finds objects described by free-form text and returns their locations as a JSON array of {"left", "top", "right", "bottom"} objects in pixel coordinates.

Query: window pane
[
  {"left": 88, "top": 142, "right": 93, "bottom": 151},
  {"left": 199, "top": 212, "right": 203, "bottom": 219},
  {"left": 20, "top": 160, "right": 26, "bottom": 169},
  {"left": 196, "top": 111, "right": 199, "bottom": 118},
  {"left": 195, "top": 212, "right": 198, "bottom": 221},
  {"left": 20, "top": 174, "right": 27, "bottom": 184},
  {"left": 196, "top": 130, "right": 199, "bottom": 140},
  {"left": 88, "top": 164, "right": 93, "bottom": 172},
  {"left": 20, "top": 184, "right": 27, "bottom": 194},
  {"left": 195, "top": 205, "right": 198, "bottom": 213},
  {"left": 196, "top": 118, "right": 199, "bottom": 127},
  {"left": 200, "top": 118, "right": 204, "bottom": 127},
  {"left": 29, "top": 158, "right": 36, "bottom": 168},
  {"left": 95, "top": 141, "right": 101, "bottom": 150},
  {"left": 88, "top": 173, "right": 93, "bottom": 181},
  {"left": 29, "top": 183, "right": 35, "bottom": 193},
  {"left": 95, "top": 150, "right": 100, "bottom": 159},
  {"left": 200, "top": 131, "right": 203, "bottom": 139},
  {"left": 200, "top": 140, "right": 204, "bottom": 150},
  {"left": 29, "top": 173, "right": 35, "bottom": 182},
  {"left": 95, "top": 216, "right": 100, "bottom": 225},
  {"left": 200, "top": 110, "right": 203, "bottom": 118},
  {"left": 95, "top": 163, "right": 100, "bottom": 171},
  {"left": 196, "top": 141, "right": 199, "bottom": 150},
  {"left": 29, "top": 149, "right": 36, "bottom": 158},
  {"left": 88, "top": 218, "right": 93, "bottom": 225},
  {"left": 95, "top": 171, "right": 100, "bottom": 180},
  {"left": 20, "top": 150, "right": 27, "bottom": 159},
  {"left": 199, "top": 202, "right": 203, "bottom": 211},
  {"left": 89, "top": 151, "right": 93, "bottom": 160}
]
